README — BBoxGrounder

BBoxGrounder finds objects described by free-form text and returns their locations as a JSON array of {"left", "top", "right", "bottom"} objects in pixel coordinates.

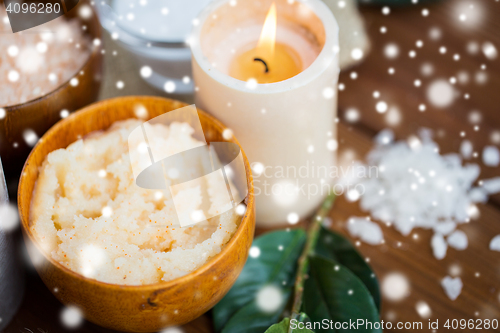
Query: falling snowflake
[
  {"left": 7, "top": 45, "right": 18, "bottom": 57},
  {"left": 61, "top": 306, "right": 84, "bottom": 328},
  {"left": 164, "top": 80, "right": 176, "bottom": 93},
  {"left": 382, "top": 272, "right": 410, "bottom": 301},
  {"left": 482, "top": 42, "right": 497, "bottom": 59},
  {"left": 322, "top": 87, "right": 335, "bottom": 99},
  {"left": 327, "top": 139, "right": 338, "bottom": 151},
  {"left": 23, "top": 129, "right": 38, "bottom": 147},
  {"left": 235, "top": 204, "right": 246, "bottom": 216},
  {"left": 251, "top": 162, "right": 264, "bottom": 176},
  {"left": 140, "top": 66, "right": 153, "bottom": 78},
  {"left": 222, "top": 128, "right": 233, "bottom": 140},
  {"left": 36, "top": 42, "right": 48, "bottom": 53},
  {"left": 256, "top": 285, "right": 283, "bottom": 313},
  {"left": 426, "top": 79, "right": 454, "bottom": 108},
  {"left": 134, "top": 104, "right": 148, "bottom": 119},
  {"left": 351, "top": 48, "right": 363, "bottom": 60},
  {"left": 79, "top": 4, "right": 93, "bottom": 19},
  {"left": 249, "top": 246, "right": 261, "bottom": 258},
  {"left": 376, "top": 101, "right": 388, "bottom": 113},
  {"left": 160, "top": 327, "right": 184, "bottom": 333},
  {"left": 384, "top": 43, "right": 399, "bottom": 59},
  {"left": 287, "top": 212, "right": 299, "bottom": 224},
  {"left": 415, "top": 301, "right": 431, "bottom": 318},
  {"left": 102, "top": 206, "right": 113, "bottom": 217},
  {"left": 0, "top": 203, "right": 19, "bottom": 232},
  {"left": 7, "top": 70, "right": 19, "bottom": 82},
  {"left": 245, "top": 78, "right": 258, "bottom": 90},
  {"left": 344, "top": 108, "right": 360, "bottom": 123}
]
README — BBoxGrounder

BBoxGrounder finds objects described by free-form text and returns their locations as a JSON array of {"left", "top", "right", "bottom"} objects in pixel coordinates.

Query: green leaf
[
  {"left": 302, "top": 256, "right": 381, "bottom": 333},
  {"left": 296, "top": 312, "right": 312, "bottom": 326},
  {"left": 219, "top": 302, "right": 289, "bottom": 333},
  {"left": 314, "top": 227, "right": 381, "bottom": 310},
  {"left": 265, "top": 316, "right": 314, "bottom": 333},
  {"left": 213, "top": 229, "right": 307, "bottom": 333}
]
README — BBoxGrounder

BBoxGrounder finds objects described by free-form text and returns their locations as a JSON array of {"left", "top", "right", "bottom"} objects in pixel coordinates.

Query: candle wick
[{"left": 253, "top": 58, "right": 269, "bottom": 73}]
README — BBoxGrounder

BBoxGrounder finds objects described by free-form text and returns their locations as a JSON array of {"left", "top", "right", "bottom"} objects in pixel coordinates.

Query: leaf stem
[{"left": 289, "top": 192, "right": 336, "bottom": 325}]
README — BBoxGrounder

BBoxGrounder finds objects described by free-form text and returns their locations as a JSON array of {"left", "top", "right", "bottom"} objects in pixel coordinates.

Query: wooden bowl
[
  {"left": 0, "top": 0, "right": 103, "bottom": 181},
  {"left": 17, "top": 96, "right": 255, "bottom": 332}
]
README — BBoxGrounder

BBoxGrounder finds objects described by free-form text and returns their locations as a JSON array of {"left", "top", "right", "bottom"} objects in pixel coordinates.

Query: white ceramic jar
[{"left": 96, "top": 0, "right": 214, "bottom": 94}]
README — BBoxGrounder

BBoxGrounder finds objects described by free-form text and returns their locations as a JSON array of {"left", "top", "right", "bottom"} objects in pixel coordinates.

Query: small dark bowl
[{"left": 0, "top": 0, "right": 103, "bottom": 181}]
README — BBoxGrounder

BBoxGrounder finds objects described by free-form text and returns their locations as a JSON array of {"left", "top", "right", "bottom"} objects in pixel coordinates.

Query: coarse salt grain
[
  {"left": 381, "top": 273, "right": 410, "bottom": 301},
  {"left": 460, "top": 140, "right": 473, "bottom": 159},
  {"left": 433, "top": 221, "right": 456, "bottom": 235},
  {"left": 447, "top": 230, "right": 468, "bottom": 250},
  {"left": 441, "top": 276, "right": 463, "bottom": 301},
  {"left": 431, "top": 233, "right": 447, "bottom": 260},
  {"left": 346, "top": 217, "right": 384, "bottom": 245},
  {"left": 481, "top": 177, "right": 500, "bottom": 194},
  {"left": 482, "top": 145, "right": 500, "bottom": 167},
  {"left": 489, "top": 235, "right": 500, "bottom": 252},
  {"left": 468, "top": 187, "right": 488, "bottom": 203},
  {"left": 61, "top": 306, "right": 84, "bottom": 328}
]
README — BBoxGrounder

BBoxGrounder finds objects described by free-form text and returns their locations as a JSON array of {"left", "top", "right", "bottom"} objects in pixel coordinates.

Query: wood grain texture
[
  {"left": 332, "top": 1, "right": 500, "bottom": 329},
  {"left": 332, "top": 124, "right": 500, "bottom": 331},
  {"left": 0, "top": 0, "right": 103, "bottom": 181},
  {"left": 339, "top": 0, "right": 500, "bottom": 205},
  {"left": 16, "top": 96, "right": 255, "bottom": 332}
]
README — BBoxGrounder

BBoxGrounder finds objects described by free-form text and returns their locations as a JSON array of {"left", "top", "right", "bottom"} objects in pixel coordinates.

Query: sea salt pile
[
  {"left": 346, "top": 217, "right": 384, "bottom": 245},
  {"left": 345, "top": 129, "right": 500, "bottom": 259},
  {"left": 0, "top": 7, "right": 91, "bottom": 107}
]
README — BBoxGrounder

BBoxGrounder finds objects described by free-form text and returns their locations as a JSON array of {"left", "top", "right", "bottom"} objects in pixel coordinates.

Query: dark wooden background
[{"left": 4, "top": 0, "right": 500, "bottom": 332}]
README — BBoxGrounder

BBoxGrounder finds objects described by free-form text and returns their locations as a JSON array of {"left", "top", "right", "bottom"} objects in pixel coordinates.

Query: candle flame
[{"left": 257, "top": 3, "right": 277, "bottom": 59}]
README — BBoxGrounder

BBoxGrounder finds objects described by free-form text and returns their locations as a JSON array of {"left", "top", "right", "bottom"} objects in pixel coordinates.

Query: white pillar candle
[{"left": 191, "top": 0, "right": 339, "bottom": 226}]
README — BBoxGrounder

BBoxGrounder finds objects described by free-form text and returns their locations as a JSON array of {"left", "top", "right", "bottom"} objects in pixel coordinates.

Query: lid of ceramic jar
[{"left": 112, "top": 0, "right": 213, "bottom": 43}]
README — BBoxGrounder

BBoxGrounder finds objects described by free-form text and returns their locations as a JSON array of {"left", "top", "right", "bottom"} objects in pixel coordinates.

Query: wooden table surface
[{"left": 4, "top": 0, "right": 500, "bottom": 332}]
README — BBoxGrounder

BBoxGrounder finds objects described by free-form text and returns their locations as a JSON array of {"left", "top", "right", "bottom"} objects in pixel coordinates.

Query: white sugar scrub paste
[
  {"left": 0, "top": 6, "right": 91, "bottom": 107},
  {"left": 30, "top": 119, "right": 239, "bottom": 285},
  {"left": 342, "top": 128, "right": 500, "bottom": 259}
]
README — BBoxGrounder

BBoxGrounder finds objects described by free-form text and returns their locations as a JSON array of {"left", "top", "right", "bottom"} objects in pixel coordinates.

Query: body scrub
[
  {"left": 0, "top": 7, "right": 91, "bottom": 107},
  {"left": 30, "top": 119, "right": 239, "bottom": 285}
]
